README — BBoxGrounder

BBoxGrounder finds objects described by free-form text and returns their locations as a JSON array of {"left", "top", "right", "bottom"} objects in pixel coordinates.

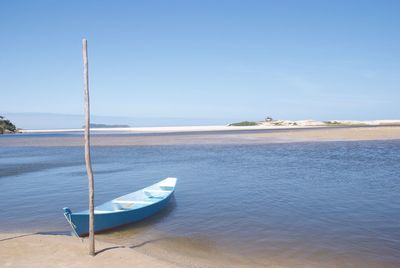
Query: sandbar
[{"left": 1, "top": 126, "right": 400, "bottom": 147}]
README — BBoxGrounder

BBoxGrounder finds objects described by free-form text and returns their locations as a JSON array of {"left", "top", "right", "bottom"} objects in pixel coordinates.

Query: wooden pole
[{"left": 82, "top": 38, "right": 95, "bottom": 256}]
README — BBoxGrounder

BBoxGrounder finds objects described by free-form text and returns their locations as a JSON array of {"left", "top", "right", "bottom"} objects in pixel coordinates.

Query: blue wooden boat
[{"left": 63, "top": 177, "right": 177, "bottom": 237}]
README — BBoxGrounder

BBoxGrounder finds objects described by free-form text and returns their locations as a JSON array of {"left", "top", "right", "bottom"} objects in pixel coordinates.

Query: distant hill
[
  {"left": 82, "top": 123, "right": 131, "bottom": 128},
  {"left": 0, "top": 116, "right": 17, "bottom": 134}
]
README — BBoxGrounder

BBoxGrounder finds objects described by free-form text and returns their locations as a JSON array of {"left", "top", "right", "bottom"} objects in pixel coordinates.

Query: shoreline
[
  {"left": 0, "top": 232, "right": 268, "bottom": 268},
  {"left": 0, "top": 232, "right": 175, "bottom": 268},
  {"left": 1, "top": 230, "right": 389, "bottom": 268}
]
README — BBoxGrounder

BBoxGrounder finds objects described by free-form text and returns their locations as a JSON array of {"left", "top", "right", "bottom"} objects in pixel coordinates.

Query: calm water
[{"left": 1, "top": 137, "right": 399, "bottom": 267}]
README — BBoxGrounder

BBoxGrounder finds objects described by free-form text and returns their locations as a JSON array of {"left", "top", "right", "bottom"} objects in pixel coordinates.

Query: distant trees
[
  {"left": 228, "top": 121, "right": 258, "bottom": 126},
  {"left": 0, "top": 116, "right": 17, "bottom": 134}
]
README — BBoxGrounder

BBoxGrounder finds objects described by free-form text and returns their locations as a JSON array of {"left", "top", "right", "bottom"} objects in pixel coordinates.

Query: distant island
[
  {"left": 229, "top": 117, "right": 400, "bottom": 127},
  {"left": 0, "top": 116, "right": 17, "bottom": 134},
  {"left": 83, "top": 123, "right": 131, "bottom": 128}
]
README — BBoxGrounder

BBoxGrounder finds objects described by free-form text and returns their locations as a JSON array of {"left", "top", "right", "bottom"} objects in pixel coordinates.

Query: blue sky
[{"left": 1, "top": 0, "right": 400, "bottom": 127}]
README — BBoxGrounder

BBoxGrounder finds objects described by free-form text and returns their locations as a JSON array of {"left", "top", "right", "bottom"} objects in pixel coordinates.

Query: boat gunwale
[{"left": 73, "top": 196, "right": 171, "bottom": 237}]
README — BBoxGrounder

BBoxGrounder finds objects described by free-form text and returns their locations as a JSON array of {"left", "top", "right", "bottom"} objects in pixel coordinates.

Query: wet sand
[
  {"left": 1, "top": 231, "right": 386, "bottom": 268},
  {"left": 2, "top": 126, "right": 400, "bottom": 146},
  {"left": 0, "top": 232, "right": 174, "bottom": 268}
]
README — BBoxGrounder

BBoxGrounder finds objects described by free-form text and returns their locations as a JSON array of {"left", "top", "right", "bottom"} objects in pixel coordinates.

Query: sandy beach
[
  {"left": 0, "top": 232, "right": 174, "bottom": 268},
  {"left": 0, "top": 232, "right": 270, "bottom": 268},
  {"left": 3, "top": 126, "right": 400, "bottom": 147},
  {"left": 0, "top": 228, "right": 388, "bottom": 268}
]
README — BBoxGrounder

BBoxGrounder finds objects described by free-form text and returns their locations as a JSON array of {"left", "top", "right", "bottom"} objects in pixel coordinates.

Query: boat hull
[
  {"left": 70, "top": 194, "right": 173, "bottom": 236},
  {"left": 63, "top": 177, "right": 177, "bottom": 237}
]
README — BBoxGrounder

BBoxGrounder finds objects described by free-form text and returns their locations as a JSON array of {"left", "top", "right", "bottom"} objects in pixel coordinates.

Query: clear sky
[{"left": 1, "top": 0, "right": 400, "bottom": 127}]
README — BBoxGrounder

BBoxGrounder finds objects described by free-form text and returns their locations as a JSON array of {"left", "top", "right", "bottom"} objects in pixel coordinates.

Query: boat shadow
[
  {"left": 0, "top": 233, "right": 36, "bottom": 242},
  {"left": 95, "top": 236, "right": 169, "bottom": 255},
  {"left": 94, "top": 197, "right": 177, "bottom": 255}
]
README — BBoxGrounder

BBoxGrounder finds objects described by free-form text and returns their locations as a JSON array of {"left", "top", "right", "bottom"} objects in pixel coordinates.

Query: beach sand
[
  {"left": 0, "top": 231, "right": 377, "bottom": 268},
  {"left": 2, "top": 126, "right": 400, "bottom": 147},
  {"left": 0, "top": 233, "right": 272, "bottom": 268},
  {"left": 0, "top": 232, "right": 173, "bottom": 268}
]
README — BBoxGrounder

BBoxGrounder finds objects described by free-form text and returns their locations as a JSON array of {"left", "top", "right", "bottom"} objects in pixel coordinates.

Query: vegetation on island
[
  {"left": 271, "top": 120, "right": 297, "bottom": 126},
  {"left": 229, "top": 116, "right": 274, "bottom": 126},
  {"left": 82, "top": 123, "right": 131, "bottom": 128},
  {"left": 323, "top": 121, "right": 342, "bottom": 125},
  {"left": 0, "top": 116, "right": 17, "bottom": 134},
  {"left": 323, "top": 121, "right": 368, "bottom": 126},
  {"left": 228, "top": 121, "right": 258, "bottom": 126}
]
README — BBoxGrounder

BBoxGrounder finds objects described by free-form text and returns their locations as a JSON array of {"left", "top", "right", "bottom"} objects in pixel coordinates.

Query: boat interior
[{"left": 91, "top": 177, "right": 177, "bottom": 214}]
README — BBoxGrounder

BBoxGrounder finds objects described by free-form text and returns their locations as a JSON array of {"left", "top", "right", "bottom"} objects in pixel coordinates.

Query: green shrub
[
  {"left": 229, "top": 121, "right": 258, "bottom": 126},
  {"left": 0, "top": 116, "right": 17, "bottom": 134}
]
